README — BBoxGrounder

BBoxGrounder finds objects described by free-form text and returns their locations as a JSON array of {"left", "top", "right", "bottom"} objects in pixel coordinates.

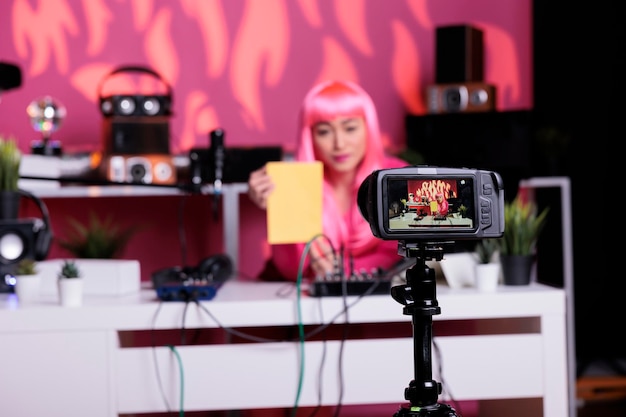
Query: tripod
[{"left": 390, "top": 241, "right": 459, "bottom": 417}]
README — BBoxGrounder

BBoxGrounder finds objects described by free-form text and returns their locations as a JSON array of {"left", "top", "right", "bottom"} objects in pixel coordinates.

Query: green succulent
[
  {"left": 58, "top": 260, "right": 81, "bottom": 279},
  {"left": 14, "top": 258, "right": 38, "bottom": 275}
]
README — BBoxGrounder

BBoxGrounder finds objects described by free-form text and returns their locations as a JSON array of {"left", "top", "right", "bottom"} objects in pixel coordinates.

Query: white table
[{"left": 0, "top": 281, "right": 568, "bottom": 417}]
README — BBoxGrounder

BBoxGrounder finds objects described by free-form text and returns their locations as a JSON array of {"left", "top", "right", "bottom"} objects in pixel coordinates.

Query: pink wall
[{"left": 1, "top": 0, "right": 532, "bottom": 281}]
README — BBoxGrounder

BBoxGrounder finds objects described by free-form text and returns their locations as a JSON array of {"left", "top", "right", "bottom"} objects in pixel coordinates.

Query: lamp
[{"left": 26, "top": 95, "right": 66, "bottom": 156}]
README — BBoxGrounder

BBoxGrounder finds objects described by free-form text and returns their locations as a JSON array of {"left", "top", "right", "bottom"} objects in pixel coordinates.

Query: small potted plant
[
  {"left": 500, "top": 194, "right": 550, "bottom": 285},
  {"left": 0, "top": 135, "right": 22, "bottom": 219},
  {"left": 473, "top": 238, "right": 501, "bottom": 292},
  {"left": 13, "top": 258, "right": 42, "bottom": 304},
  {"left": 57, "top": 259, "right": 83, "bottom": 307},
  {"left": 474, "top": 238, "right": 500, "bottom": 265}
]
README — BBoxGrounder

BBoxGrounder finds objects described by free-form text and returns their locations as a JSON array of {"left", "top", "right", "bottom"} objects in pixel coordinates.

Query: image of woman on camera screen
[{"left": 247, "top": 80, "right": 408, "bottom": 280}]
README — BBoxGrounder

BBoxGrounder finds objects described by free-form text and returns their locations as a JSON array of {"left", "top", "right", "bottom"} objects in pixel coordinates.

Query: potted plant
[
  {"left": 474, "top": 238, "right": 500, "bottom": 265},
  {"left": 458, "top": 204, "right": 468, "bottom": 218},
  {"left": 500, "top": 194, "right": 550, "bottom": 285},
  {"left": 57, "top": 259, "right": 83, "bottom": 307},
  {"left": 57, "top": 211, "right": 139, "bottom": 259},
  {"left": 473, "top": 238, "right": 501, "bottom": 292},
  {"left": 13, "top": 258, "right": 42, "bottom": 304},
  {"left": 0, "top": 135, "right": 22, "bottom": 219}
]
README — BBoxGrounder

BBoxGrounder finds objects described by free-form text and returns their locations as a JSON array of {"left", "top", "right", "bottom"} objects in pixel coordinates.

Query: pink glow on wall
[
  {"left": 82, "top": 0, "right": 113, "bottom": 56},
  {"left": 390, "top": 20, "right": 424, "bottom": 115},
  {"left": 335, "top": 0, "right": 373, "bottom": 56},
  {"left": 230, "top": 0, "right": 289, "bottom": 133},
  {"left": 0, "top": 0, "right": 533, "bottom": 279},
  {"left": 297, "top": 0, "right": 323, "bottom": 28},
  {"left": 181, "top": 0, "right": 229, "bottom": 78},
  {"left": 12, "top": 0, "right": 78, "bottom": 76},
  {"left": 315, "top": 37, "right": 360, "bottom": 87}
]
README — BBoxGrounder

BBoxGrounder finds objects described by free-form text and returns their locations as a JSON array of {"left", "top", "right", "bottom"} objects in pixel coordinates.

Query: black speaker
[
  {"left": 435, "top": 24, "right": 484, "bottom": 84},
  {"left": 102, "top": 116, "right": 170, "bottom": 154},
  {"left": 98, "top": 66, "right": 172, "bottom": 117},
  {"left": 98, "top": 66, "right": 172, "bottom": 155},
  {"left": 0, "top": 61, "right": 22, "bottom": 91},
  {"left": 0, "top": 189, "right": 53, "bottom": 286}
]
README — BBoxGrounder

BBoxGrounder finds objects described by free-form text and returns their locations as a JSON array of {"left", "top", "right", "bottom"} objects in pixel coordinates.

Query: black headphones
[
  {"left": 0, "top": 190, "right": 53, "bottom": 267},
  {"left": 151, "top": 254, "right": 234, "bottom": 289},
  {"left": 97, "top": 65, "right": 173, "bottom": 117},
  {"left": 19, "top": 189, "right": 53, "bottom": 260}
]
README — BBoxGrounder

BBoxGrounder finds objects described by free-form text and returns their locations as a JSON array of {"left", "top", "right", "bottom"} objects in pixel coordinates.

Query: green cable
[{"left": 167, "top": 345, "right": 185, "bottom": 417}]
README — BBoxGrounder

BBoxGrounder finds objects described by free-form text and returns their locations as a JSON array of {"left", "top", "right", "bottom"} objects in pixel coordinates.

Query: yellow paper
[{"left": 266, "top": 161, "right": 323, "bottom": 244}]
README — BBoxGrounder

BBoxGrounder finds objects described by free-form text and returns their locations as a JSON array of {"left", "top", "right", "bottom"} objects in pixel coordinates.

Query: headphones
[
  {"left": 151, "top": 254, "right": 234, "bottom": 289},
  {"left": 0, "top": 190, "right": 53, "bottom": 266},
  {"left": 97, "top": 65, "right": 173, "bottom": 117}
]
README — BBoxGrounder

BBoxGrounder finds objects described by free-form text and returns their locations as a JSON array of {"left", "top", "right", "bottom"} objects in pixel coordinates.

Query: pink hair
[{"left": 294, "top": 80, "right": 391, "bottom": 255}]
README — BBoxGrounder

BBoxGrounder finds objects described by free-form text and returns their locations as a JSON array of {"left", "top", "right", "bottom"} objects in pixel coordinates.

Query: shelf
[{"left": 19, "top": 181, "right": 249, "bottom": 269}]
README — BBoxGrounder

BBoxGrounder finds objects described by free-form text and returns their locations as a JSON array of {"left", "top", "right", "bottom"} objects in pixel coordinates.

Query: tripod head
[{"left": 391, "top": 240, "right": 460, "bottom": 417}]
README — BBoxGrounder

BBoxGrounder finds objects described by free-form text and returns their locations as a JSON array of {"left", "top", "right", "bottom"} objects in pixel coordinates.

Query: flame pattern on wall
[{"left": 1, "top": 0, "right": 532, "bottom": 156}]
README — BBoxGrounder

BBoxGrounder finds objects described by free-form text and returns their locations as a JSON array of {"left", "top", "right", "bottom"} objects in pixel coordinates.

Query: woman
[{"left": 248, "top": 80, "right": 407, "bottom": 281}]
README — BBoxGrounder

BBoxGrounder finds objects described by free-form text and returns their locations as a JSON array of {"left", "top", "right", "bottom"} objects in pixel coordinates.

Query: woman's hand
[
  {"left": 247, "top": 165, "right": 275, "bottom": 209},
  {"left": 309, "top": 237, "right": 336, "bottom": 277}
]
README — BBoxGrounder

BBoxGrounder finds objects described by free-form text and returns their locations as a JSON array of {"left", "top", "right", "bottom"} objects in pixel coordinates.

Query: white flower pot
[
  {"left": 58, "top": 279, "right": 84, "bottom": 307},
  {"left": 475, "top": 263, "right": 501, "bottom": 292},
  {"left": 14, "top": 274, "right": 42, "bottom": 304}
]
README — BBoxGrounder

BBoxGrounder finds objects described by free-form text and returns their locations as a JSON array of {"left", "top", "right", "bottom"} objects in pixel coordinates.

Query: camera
[{"left": 357, "top": 165, "right": 504, "bottom": 242}]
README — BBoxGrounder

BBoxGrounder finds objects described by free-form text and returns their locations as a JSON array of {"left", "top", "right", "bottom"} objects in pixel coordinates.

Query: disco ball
[{"left": 26, "top": 96, "right": 66, "bottom": 138}]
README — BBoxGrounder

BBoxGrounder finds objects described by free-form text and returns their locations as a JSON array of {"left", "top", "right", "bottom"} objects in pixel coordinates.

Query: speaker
[
  {"left": 102, "top": 116, "right": 170, "bottom": 155},
  {"left": 436, "top": 25, "right": 484, "bottom": 84},
  {"left": 0, "top": 190, "right": 53, "bottom": 273},
  {"left": 98, "top": 66, "right": 172, "bottom": 117},
  {"left": 98, "top": 66, "right": 172, "bottom": 155},
  {"left": 0, "top": 61, "right": 22, "bottom": 91},
  {"left": 102, "top": 154, "right": 177, "bottom": 185},
  {"left": 426, "top": 82, "right": 496, "bottom": 114},
  {"left": 100, "top": 94, "right": 171, "bottom": 117}
]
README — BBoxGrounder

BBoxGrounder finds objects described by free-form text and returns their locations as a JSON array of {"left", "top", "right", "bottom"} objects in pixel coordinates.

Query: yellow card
[{"left": 266, "top": 161, "right": 323, "bottom": 244}]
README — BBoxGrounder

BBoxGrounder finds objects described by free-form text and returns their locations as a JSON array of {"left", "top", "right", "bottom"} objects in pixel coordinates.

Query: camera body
[{"left": 358, "top": 165, "right": 504, "bottom": 242}]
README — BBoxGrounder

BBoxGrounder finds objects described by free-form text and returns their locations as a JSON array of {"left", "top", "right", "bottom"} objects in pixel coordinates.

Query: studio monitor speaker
[
  {"left": 436, "top": 25, "right": 484, "bottom": 84},
  {"left": 426, "top": 82, "right": 496, "bottom": 114},
  {"left": 102, "top": 116, "right": 170, "bottom": 155},
  {"left": 102, "top": 154, "right": 176, "bottom": 185},
  {"left": 98, "top": 66, "right": 172, "bottom": 155}
]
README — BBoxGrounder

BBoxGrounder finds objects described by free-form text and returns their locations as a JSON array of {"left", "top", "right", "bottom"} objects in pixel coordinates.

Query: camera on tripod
[
  {"left": 357, "top": 165, "right": 504, "bottom": 243},
  {"left": 357, "top": 165, "right": 505, "bottom": 417}
]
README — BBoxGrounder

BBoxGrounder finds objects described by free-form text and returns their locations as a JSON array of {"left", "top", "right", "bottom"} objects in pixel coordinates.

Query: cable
[
  {"left": 307, "top": 298, "right": 329, "bottom": 417},
  {"left": 167, "top": 344, "right": 185, "bottom": 417},
  {"left": 150, "top": 300, "right": 173, "bottom": 412},
  {"left": 177, "top": 194, "right": 188, "bottom": 266},
  {"left": 433, "top": 338, "right": 462, "bottom": 415},
  {"left": 332, "top": 246, "right": 349, "bottom": 417}
]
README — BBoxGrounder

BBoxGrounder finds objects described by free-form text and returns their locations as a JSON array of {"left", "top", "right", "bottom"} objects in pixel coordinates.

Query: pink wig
[{"left": 294, "top": 80, "right": 392, "bottom": 255}]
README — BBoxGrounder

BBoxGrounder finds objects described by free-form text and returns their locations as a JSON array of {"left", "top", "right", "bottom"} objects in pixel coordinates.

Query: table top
[{"left": 0, "top": 281, "right": 565, "bottom": 333}]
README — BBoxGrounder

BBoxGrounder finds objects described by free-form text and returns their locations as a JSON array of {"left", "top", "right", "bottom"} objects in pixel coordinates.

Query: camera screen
[{"left": 385, "top": 177, "right": 476, "bottom": 233}]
